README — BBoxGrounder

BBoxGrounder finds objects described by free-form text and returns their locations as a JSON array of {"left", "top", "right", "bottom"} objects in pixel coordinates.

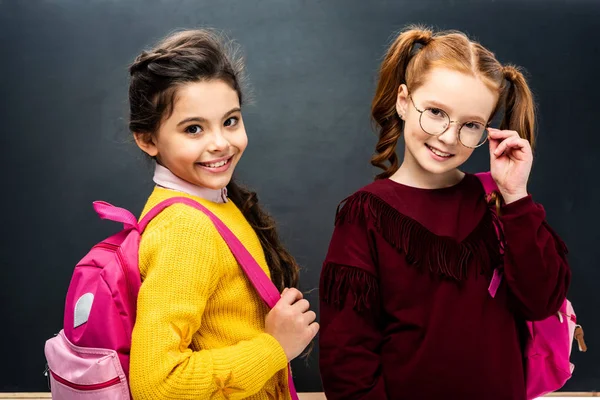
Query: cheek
[
  {"left": 404, "top": 119, "right": 429, "bottom": 145},
  {"left": 233, "top": 130, "right": 248, "bottom": 153},
  {"left": 170, "top": 138, "right": 207, "bottom": 161},
  {"left": 455, "top": 147, "right": 475, "bottom": 163}
]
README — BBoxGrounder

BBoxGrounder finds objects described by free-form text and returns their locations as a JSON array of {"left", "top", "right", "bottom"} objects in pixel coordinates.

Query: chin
[
  {"left": 198, "top": 180, "right": 230, "bottom": 190},
  {"left": 203, "top": 174, "right": 235, "bottom": 190},
  {"left": 416, "top": 155, "right": 464, "bottom": 175}
]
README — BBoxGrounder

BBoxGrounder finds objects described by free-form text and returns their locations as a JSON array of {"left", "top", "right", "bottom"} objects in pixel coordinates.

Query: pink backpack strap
[
  {"left": 475, "top": 172, "right": 504, "bottom": 298},
  {"left": 139, "top": 197, "right": 299, "bottom": 399},
  {"left": 93, "top": 201, "right": 138, "bottom": 231},
  {"left": 488, "top": 269, "right": 504, "bottom": 298},
  {"left": 475, "top": 172, "right": 497, "bottom": 200},
  {"left": 139, "top": 197, "right": 281, "bottom": 307}
]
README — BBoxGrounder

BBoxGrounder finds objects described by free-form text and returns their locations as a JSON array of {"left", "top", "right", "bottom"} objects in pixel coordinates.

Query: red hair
[{"left": 371, "top": 25, "right": 536, "bottom": 180}]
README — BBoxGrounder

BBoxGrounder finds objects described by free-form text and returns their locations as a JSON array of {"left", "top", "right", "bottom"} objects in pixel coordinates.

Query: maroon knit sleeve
[
  {"left": 319, "top": 192, "right": 388, "bottom": 399},
  {"left": 500, "top": 195, "right": 571, "bottom": 320}
]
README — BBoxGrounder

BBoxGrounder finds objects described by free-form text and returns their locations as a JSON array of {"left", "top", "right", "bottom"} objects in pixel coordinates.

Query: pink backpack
[
  {"left": 476, "top": 172, "right": 586, "bottom": 399},
  {"left": 44, "top": 197, "right": 300, "bottom": 400}
]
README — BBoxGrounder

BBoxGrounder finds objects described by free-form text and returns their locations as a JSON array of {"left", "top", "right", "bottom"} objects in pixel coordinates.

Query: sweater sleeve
[
  {"left": 129, "top": 207, "right": 288, "bottom": 399},
  {"left": 319, "top": 195, "right": 388, "bottom": 400},
  {"left": 500, "top": 195, "right": 571, "bottom": 321}
]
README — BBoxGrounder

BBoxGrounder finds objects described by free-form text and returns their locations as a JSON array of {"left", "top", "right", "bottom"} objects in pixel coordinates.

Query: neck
[{"left": 391, "top": 148, "right": 464, "bottom": 189}]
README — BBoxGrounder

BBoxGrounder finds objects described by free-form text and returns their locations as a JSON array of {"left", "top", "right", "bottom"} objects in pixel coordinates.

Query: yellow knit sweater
[{"left": 130, "top": 187, "right": 290, "bottom": 399}]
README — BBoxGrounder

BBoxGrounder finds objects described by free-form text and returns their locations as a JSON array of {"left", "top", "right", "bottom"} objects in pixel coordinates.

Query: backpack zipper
[
  {"left": 574, "top": 325, "right": 587, "bottom": 352},
  {"left": 49, "top": 369, "right": 122, "bottom": 390},
  {"left": 93, "top": 242, "right": 135, "bottom": 301},
  {"left": 556, "top": 312, "right": 587, "bottom": 353},
  {"left": 557, "top": 311, "right": 576, "bottom": 324},
  {"left": 43, "top": 364, "right": 50, "bottom": 390}
]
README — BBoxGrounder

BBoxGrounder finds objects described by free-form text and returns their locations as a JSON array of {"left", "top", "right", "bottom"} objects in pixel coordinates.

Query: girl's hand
[
  {"left": 265, "top": 288, "right": 319, "bottom": 361},
  {"left": 488, "top": 127, "right": 533, "bottom": 204}
]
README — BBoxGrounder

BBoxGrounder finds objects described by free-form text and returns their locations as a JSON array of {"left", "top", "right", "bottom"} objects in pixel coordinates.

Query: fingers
[
  {"left": 488, "top": 135, "right": 499, "bottom": 156},
  {"left": 488, "top": 128, "right": 519, "bottom": 154},
  {"left": 308, "top": 322, "right": 320, "bottom": 339},
  {"left": 487, "top": 128, "right": 514, "bottom": 155},
  {"left": 493, "top": 136, "right": 528, "bottom": 157},
  {"left": 280, "top": 288, "right": 303, "bottom": 305},
  {"left": 279, "top": 288, "right": 318, "bottom": 339},
  {"left": 303, "top": 310, "right": 317, "bottom": 325},
  {"left": 488, "top": 128, "right": 520, "bottom": 140},
  {"left": 292, "top": 298, "right": 311, "bottom": 313}
]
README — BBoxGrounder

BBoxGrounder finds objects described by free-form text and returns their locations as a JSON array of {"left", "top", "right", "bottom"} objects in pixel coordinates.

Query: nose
[
  {"left": 208, "top": 129, "right": 230, "bottom": 153},
  {"left": 437, "top": 121, "right": 460, "bottom": 147}
]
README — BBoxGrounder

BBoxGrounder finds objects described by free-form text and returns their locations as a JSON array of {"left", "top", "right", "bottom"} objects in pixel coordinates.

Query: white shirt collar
[{"left": 153, "top": 163, "right": 228, "bottom": 204}]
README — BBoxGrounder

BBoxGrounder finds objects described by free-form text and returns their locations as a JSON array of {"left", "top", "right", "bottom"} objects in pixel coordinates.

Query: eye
[
  {"left": 224, "top": 116, "right": 239, "bottom": 127},
  {"left": 464, "top": 122, "right": 484, "bottom": 131},
  {"left": 425, "top": 108, "right": 447, "bottom": 120},
  {"left": 185, "top": 125, "right": 203, "bottom": 135}
]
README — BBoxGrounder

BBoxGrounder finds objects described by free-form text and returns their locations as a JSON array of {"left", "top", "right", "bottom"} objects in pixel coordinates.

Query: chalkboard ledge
[{"left": 0, "top": 393, "right": 598, "bottom": 399}]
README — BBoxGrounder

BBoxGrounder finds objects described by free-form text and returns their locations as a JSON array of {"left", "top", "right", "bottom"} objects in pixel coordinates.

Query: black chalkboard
[{"left": 1, "top": 0, "right": 598, "bottom": 393}]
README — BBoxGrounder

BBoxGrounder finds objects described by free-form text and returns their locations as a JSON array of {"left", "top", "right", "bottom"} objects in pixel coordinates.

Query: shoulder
[
  {"left": 355, "top": 178, "right": 397, "bottom": 198},
  {"left": 335, "top": 179, "right": 410, "bottom": 227},
  {"left": 138, "top": 200, "right": 226, "bottom": 285},
  {"left": 144, "top": 203, "right": 216, "bottom": 236},
  {"left": 139, "top": 190, "right": 227, "bottom": 254},
  {"left": 338, "top": 174, "right": 485, "bottom": 215},
  {"left": 338, "top": 179, "right": 395, "bottom": 208}
]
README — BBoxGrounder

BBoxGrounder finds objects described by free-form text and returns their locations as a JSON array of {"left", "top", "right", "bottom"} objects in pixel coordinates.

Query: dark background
[{"left": 1, "top": 0, "right": 598, "bottom": 393}]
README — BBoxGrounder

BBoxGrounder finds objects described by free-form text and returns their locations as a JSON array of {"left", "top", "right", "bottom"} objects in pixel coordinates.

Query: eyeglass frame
[{"left": 407, "top": 95, "right": 491, "bottom": 149}]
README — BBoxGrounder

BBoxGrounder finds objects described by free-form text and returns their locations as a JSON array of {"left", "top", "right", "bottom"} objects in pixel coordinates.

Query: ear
[
  {"left": 133, "top": 132, "right": 158, "bottom": 157},
  {"left": 395, "top": 84, "right": 409, "bottom": 120}
]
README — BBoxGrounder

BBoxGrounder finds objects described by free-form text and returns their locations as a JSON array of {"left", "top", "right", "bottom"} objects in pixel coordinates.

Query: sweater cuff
[
  {"left": 257, "top": 333, "right": 289, "bottom": 374},
  {"left": 500, "top": 194, "right": 535, "bottom": 217}
]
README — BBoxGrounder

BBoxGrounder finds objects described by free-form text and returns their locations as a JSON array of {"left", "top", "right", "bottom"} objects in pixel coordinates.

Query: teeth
[
  {"left": 204, "top": 160, "right": 228, "bottom": 168},
  {"left": 428, "top": 145, "right": 452, "bottom": 157}
]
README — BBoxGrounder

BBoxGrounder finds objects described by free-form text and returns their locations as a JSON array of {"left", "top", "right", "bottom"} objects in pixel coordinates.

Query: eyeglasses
[{"left": 408, "top": 95, "right": 490, "bottom": 148}]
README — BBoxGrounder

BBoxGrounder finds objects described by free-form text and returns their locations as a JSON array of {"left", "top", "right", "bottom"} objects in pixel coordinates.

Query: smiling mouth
[
  {"left": 426, "top": 144, "right": 454, "bottom": 158},
  {"left": 197, "top": 156, "right": 233, "bottom": 168}
]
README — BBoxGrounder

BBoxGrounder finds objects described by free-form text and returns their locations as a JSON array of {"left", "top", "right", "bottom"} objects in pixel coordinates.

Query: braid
[{"left": 129, "top": 49, "right": 170, "bottom": 75}]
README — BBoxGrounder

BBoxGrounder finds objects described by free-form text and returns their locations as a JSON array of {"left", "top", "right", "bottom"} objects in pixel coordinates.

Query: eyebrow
[
  {"left": 422, "top": 99, "right": 487, "bottom": 123},
  {"left": 176, "top": 107, "right": 241, "bottom": 127}
]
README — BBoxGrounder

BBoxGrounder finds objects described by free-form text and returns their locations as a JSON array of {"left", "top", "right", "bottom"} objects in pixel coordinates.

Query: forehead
[
  {"left": 171, "top": 79, "right": 240, "bottom": 118},
  {"left": 414, "top": 67, "right": 498, "bottom": 120}
]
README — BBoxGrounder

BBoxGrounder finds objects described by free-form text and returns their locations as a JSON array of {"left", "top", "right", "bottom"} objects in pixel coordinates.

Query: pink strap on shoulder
[
  {"left": 93, "top": 201, "right": 138, "bottom": 230},
  {"left": 475, "top": 173, "right": 504, "bottom": 298},
  {"left": 139, "top": 197, "right": 281, "bottom": 308},
  {"left": 475, "top": 171, "right": 498, "bottom": 196},
  {"left": 139, "top": 197, "right": 299, "bottom": 399}
]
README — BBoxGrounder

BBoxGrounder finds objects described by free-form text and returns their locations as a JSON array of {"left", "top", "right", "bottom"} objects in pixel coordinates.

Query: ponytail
[
  {"left": 371, "top": 26, "right": 432, "bottom": 179},
  {"left": 500, "top": 65, "right": 536, "bottom": 150},
  {"left": 486, "top": 66, "right": 536, "bottom": 215}
]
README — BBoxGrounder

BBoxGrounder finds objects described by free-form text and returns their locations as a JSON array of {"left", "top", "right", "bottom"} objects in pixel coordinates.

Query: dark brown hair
[
  {"left": 129, "top": 29, "right": 298, "bottom": 290},
  {"left": 371, "top": 25, "right": 536, "bottom": 186}
]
